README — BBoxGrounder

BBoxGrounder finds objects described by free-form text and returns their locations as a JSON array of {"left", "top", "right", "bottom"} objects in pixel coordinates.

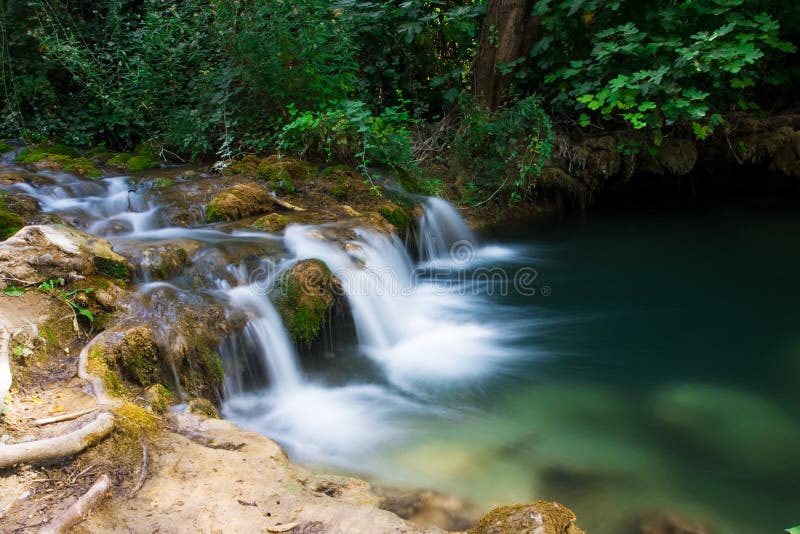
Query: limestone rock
[{"left": 0, "top": 224, "right": 131, "bottom": 288}]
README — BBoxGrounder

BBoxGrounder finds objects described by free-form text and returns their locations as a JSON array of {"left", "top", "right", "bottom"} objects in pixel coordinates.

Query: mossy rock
[
  {"left": 188, "top": 397, "right": 220, "bottom": 419},
  {"left": 277, "top": 259, "right": 341, "bottom": 346},
  {"left": 16, "top": 144, "right": 102, "bottom": 178},
  {"left": 88, "top": 346, "right": 128, "bottom": 396},
  {"left": 469, "top": 501, "right": 585, "bottom": 534},
  {"left": 94, "top": 255, "right": 131, "bottom": 279},
  {"left": 127, "top": 155, "right": 160, "bottom": 172},
  {"left": 139, "top": 244, "right": 188, "bottom": 280},
  {"left": 144, "top": 383, "right": 174, "bottom": 413},
  {"left": 225, "top": 154, "right": 262, "bottom": 175},
  {"left": 379, "top": 205, "right": 412, "bottom": 235},
  {"left": 97, "top": 325, "right": 161, "bottom": 387},
  {"left": 0, "top": 210, "right": 24, "bottom": 240},
  {"left": 256, "top": 156, "right": 316, "bottom": 194},
  {"left": 205, "top": 182, "right": 273, "bottom": 222},
  {"left": 16, "top": 143, "right": 77, "bottom": 162},
  {"left": 0, "top": 141, "right": 12, "bottom": 153},
  {"left": 251, "top": 213, "right": 290, "bottom": 232},
  {"left": 155, "top": 177, "right": 176, "bottom": 188},
  {"left": 107, "top": 152, "right": 133, "bottom": 168}
]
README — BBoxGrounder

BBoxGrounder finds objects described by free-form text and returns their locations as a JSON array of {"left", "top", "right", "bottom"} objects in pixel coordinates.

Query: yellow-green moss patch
[
  {"left": 251, "top": 213, "right": 290, "bottom": 232},
  {"left": 205, "top": 183, "right": 273, "bottom": 222}
]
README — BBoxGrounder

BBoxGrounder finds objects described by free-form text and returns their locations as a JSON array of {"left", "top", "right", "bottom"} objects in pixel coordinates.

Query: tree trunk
[{"left": 472, "top": 0, "right": 539, "bottom": 110}]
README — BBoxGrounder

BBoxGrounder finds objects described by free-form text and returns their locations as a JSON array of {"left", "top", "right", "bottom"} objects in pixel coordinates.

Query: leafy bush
[
  {"left": 278, "top": 100, "right": 418, "bottom": 174},
  {"left": 531, "top": 0, "right": 797, "bottom": 137},
  {"left": 451, "top": 94, "right": 553, "bottom": 204}
]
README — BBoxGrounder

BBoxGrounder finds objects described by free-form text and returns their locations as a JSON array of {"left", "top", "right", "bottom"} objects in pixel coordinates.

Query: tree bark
[{"left": 473, "top": 0, "right": 539, "bottom": 110}]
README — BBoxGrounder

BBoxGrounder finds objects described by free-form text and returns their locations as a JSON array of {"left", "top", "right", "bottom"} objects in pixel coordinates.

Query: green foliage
[
  {"left": 787, "top": 527, "right": 800, "bottom": 534},
  {"left": 37, "top": 278, "right": 95, "bottom": 322},
  {"left": 533, "top": 0, "right": 798, "bottom": 136},
  {"left": 0, "top": 210, "right": 24, "bottom": 240},
  {"left": 452, "top": 94, "right": 554, "bottom": 204},
  {"left": 278, "top": 100, "right": 418, "bottom": 177},
  {"left": 0, "top": 142, "right": 13, "bottom": 153},
  {"left": 3, "top": 286, "right": 25, "bottom": 297}
]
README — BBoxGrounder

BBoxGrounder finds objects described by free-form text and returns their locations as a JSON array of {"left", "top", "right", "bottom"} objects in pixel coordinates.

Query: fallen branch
[
  {"left": 33, "top": 407, "right": 97, "bottom": 427},
  {"left": 39, "top": 473, "right": 110, "bottom": 534},
  {"left": 0, "top": 412, "right": 114, "bottom": 469},
  {"left": 270, "top": 195, "right": 306, "bottom": 212}
]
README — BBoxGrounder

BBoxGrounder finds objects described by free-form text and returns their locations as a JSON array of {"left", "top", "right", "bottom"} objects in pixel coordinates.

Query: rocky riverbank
[{"left": 0, "top": 145, "right": 588, "bottom": 533}]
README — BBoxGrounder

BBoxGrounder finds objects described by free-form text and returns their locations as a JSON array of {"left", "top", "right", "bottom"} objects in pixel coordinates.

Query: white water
[{"left": 417, "top": 196, "right": 476, "bottom": 262}]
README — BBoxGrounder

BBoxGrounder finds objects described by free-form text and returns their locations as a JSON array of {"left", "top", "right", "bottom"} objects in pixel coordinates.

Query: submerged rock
[
  {"left": 0, "top": 224, "right": 131, "bottom": 287},
  {"left": 276, "top": 259, "right": 343, "bottom": 347},
  {"left": 469, "top": 500, "right": 585, "bottom": 534},
  {"left": 620, "top": 511, "right": 717, "bottom": 534},
  {"left": 652, "top": 383, "right": 800, "bottom": 477}
]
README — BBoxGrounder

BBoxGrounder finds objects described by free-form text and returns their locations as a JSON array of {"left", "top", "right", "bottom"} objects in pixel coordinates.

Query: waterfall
[
  {"left": 417, "top": 196, "right": 476, "bottom": 262},
  {"left": 283, "top": 220, "right": 512, "bottom": 392},
  {"left": 224, "top": 279, "right": 303, "bottom": 394}
]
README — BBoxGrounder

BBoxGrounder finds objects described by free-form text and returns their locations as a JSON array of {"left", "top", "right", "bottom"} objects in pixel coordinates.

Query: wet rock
[
  {"left": 276, "top": 259, "right": 343, "bottom": 347},
  {"left": 188, "top": 397, "right": 219, "bottom": 419},
  {"left": 375, "top": 486, "right": 478, "bottom": 531},
  {"left": 0, "top": 224, "right": 131, "bottom": 288},
  {"left": 136, "top": 244, "right": 189, "bottom": 280},
  {"left": 469, "top": 500, "right": 585, "bottom": 534},
  {"left": 205, "top": 183, "right": 274, "bottom": 222},
  {"left": 621, "top": 511, "right": 716, "bottom": 534},
  {"left": 131, "top": 286, "right": 243, "bottom": 403},
  {"left": 657, "top": 139, "right": 697, "bottom": 176},
  {"left": 251, "top": 213, "right": 290, "bottom": 232}
]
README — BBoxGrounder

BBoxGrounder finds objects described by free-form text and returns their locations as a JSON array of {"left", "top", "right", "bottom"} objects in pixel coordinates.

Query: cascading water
[{"left": 417, "top": 196, "right": 476, "bottom": 262}]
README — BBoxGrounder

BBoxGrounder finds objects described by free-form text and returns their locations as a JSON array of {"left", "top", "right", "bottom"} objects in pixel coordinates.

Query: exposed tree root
[
  {"left": 77, "top": 332, "right": 115, "bottom": 406},
  {"left": 39, "top": 473, "right": 110, "bottom": 534},
  {"left": 0, "top": 326, "right": 10, "bottom": 414},
  {"left": 0, "top": 412, "right": 114, "bottom": 469},
  {"left": 33, "top": 407, "right": 97, "bottom": 426},
  {"left": 130, "top": 438, "right": 149, "bottom": 496}
]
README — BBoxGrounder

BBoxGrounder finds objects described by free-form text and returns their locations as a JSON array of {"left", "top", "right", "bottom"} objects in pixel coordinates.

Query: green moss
[
  {"left": 54, "top": 155, "right": 103, "bottom": 178},
  {"left": 0, "top": 210, "right": 24, "bottom": 240},
  {"left": 277, "top": 259, "right": 338, "bottom": 347},
  {"left": 205, "top": 183, "right": 272, "bottom": 222},
  {"left": 155, "top": 177, "right": 176, "bottom": 188},
  {"left": 332, "top": 178, "right": 349, "bottom": 199},
  {"left": 106, "top": 152, "right": 133, "bottom": 168},
  {"left": 203, "top": 346, "right": 225, "bottom": 385},
  {"left": 94, "top": 256, "right": 130, "bottom": 279},
  {"left": 127, "top": 155, "right": 160, "bottom": 172},
  {"left": 144, "top": 384, "right": 174, "bottom": 413},
  {"left": 379, "top": 206, "right": 411, "bottom": 234},
  {"left": 16, "top": 143, "right": 77, "bottom": 162},
  {"left": 0, "top": 142, "right": 12, "bottom": 153},
  {"left": 88, "top": 347, "right": 128, "bottom": 396},
  {"left": 251, "top": 213, "right": 289, "bottom": 232},
  {"left": 256, "top": 156, "right": 315, "bottom": 193}
]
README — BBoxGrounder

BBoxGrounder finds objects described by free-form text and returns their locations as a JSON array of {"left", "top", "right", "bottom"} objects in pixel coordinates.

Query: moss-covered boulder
[
  {"left": 16, "top": 144, "right": 103, "bottom": 178},
  {"left": 0, "top": 224, "right": 131, "bottom": 289},
  {"left": 0, "top": 141, "right": 13, "bottom": 153},
  {"left": 277, "top": 259, "right": 342, "bottom": 346},
  {"left": 469, "top": 501, "right": 585, "bottom": 534},
  {"left": 205, "top": 182, "right": 274, "bottom": 222},
  {"left": 251, "top": 213, "right": 290, "bottom": 232},
  {"left": 106, "top": 152, "right": 160, "bottom": 172},
  {"left": 256, "top": 156, "right": 316, "bottom": 194},
  {"left": 93, "top": 325, "right": 161, "bottom": 387}
]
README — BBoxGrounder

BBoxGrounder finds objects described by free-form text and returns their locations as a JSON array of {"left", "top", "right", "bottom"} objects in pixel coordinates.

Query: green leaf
[
  {"left": 786, "top": 527, "right": 800, "bottom": 534},
  {"left": 3, "top": 286, "right": 25, "bottom": 297},
  {"left": 78, "top": 308, "right": 94, "bottom": 322}
]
